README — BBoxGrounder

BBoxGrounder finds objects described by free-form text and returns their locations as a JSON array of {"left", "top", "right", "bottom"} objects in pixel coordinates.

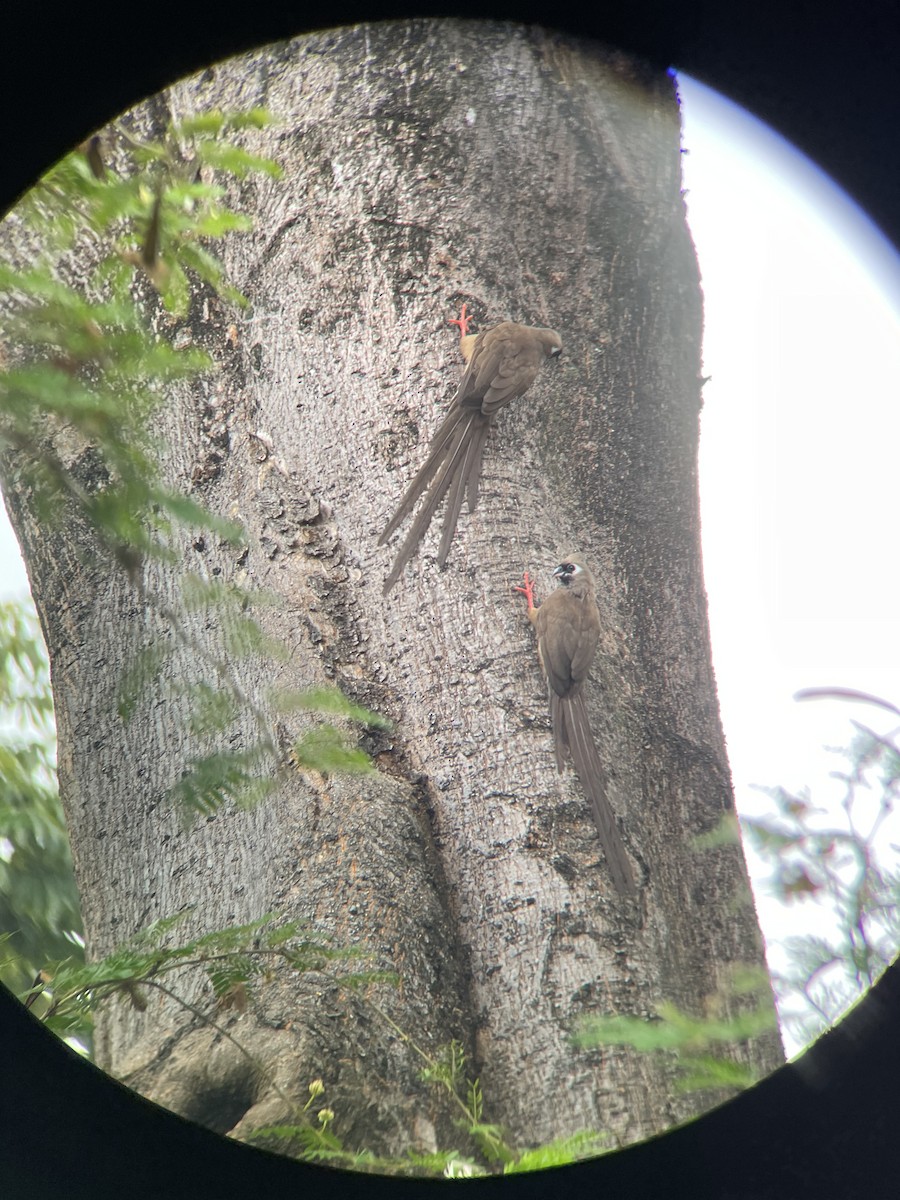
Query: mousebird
[
  {"left": 380, "top": 307, "right": 562, "bottom": 593},
  {"left": 516, "top": 556, "right": 636, "bottom": 895}
]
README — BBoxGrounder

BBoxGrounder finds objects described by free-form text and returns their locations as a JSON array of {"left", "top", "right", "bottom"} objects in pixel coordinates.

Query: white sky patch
[
  {"left": 0, "top": 499, "right": 28, "bottom": 601},
  {"left": 679, "top": 74, "right": 900, "bottom": 1052}
]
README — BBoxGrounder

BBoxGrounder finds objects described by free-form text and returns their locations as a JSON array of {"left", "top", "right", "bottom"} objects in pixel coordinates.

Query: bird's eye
[{"left": 562, "top": 562, "right": 575, "bottom": 573}]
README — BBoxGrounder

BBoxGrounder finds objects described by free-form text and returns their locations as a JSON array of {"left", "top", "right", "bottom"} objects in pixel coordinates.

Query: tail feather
[
  {"left": 438, "top": 417, "right": 490, "bottom": 566},
  {"left": 379, "top": 405, "right": 468, "bottom": 547},
  {"left": 381, "top": 413, "right": 475, "bottom": 593},
  {"left": 557, "top": 693, "right": 635, "bottom": 894},
  {"left": 464, "top": 420, "right": 490, "bottom": 515},
  {"left": 549, "top": 691, "right": 567, "bottom": 771}
]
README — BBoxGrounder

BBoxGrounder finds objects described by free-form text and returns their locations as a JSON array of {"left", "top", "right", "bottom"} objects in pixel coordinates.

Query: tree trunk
[{"left": 2, "top": 19, "right": 782, "bottom": 1162}]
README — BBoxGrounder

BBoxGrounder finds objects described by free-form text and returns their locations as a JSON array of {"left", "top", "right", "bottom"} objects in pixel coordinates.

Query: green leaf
[
  {"left": 467, "top": 1123, "right": 515, "bottom": 1166},
  {"left": 466, "top": 1077, "right": 483, "bottom": 1122},
  {"left": 222, "top": 614, "right": 287, "bottom": 661},
  {"left": 0, "top": 600, "right": 82, "bottom": 995},
  {"left": 190, "top": 210, "right": 253, "bottom": 239},
  {"left": 117, "top": 644, "right": 171, "bottom": 722},
  {"left": 156, "top": 260, "right": 191, "bottom": 318},
  {"left": 173, "top": 112, "right": 228, "bottom": 137},
  {"left": 221, "top": 108, "right": 277, "bottom": 131},
  {"left": 193, "top": 140, "right": 283, "bottom": 180},
  {"left": 674, "top": 1055, "right": 759, "bottom": 1094},
  {"left": 261, "top": 920, "right": 304, "bottom": 948},
  {"left": 130, "top": 909, "right": 195, "bottom": 948},
  {"left": 183, "top": 683, "right": 239, "bottom": 736},
  {"left": 0, "top": 105, "right": 305, "bottom": 1012},
  {"left": 169, "top": 747, "right": 273, "bottom": 818},
  {"left": 692, "top": 812, "right": 741, "bottom": 851},
  {"left": 180, "top": 573, "right": 241, "bottom": 610},
  {"left": 152, "top": 491, "right": 245, "bottom": 544},
  {"left": 504, "top": 1131, "right": 610, "bottom": 1173},
  {"left": 274, "top": 685, "right": 392, "bottom": 731},
  {"left": 404, "top": 1149, "right": 475, "bottom": 1175},
  {"left": 207, "top": 953, "right": 257, "bottom": 998},
  {"left": 294, "top": 726, "right": 373, "bottom": 776}
]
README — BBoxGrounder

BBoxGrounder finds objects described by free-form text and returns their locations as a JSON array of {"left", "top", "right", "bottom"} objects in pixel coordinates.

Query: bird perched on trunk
[
  {"left": 516, "top": 557, "right": 636, "bottom": 895},
  {"left": 379, "top": 306, "right": 562, "bottom": 594}
]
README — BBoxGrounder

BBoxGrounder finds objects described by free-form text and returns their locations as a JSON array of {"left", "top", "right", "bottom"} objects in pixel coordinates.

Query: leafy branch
[
  {"left": 0, "top": 111, "right": 274, "bottom": 569},
  {"left": 366, "top": 1011, "right": 610, "bottom": 1175},
  {"left": 1, "top": 108, "right": 392, "bottom": 825},
  {"left": 742, "top": 688, "right": 900, "bottom": 1050},
  {"left": 15, "top": 892, "right": 612, "bottom": 1178},
  {"left": 573, "top": 965, "right": 776, "bottom": 1095},
  {"left": 0, "top": 600, "right": 82, "bottom": 993},
  {"left": 24, "top": 908, "right": 385, "bottom": 1054},
  {"left": 571, "top": 817, "right": 779, "bottom": 1095}
]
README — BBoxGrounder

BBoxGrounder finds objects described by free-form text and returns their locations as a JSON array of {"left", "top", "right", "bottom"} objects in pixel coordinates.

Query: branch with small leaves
[{"left": 742, "top": 689, "right": 900, "bottom": 1049}]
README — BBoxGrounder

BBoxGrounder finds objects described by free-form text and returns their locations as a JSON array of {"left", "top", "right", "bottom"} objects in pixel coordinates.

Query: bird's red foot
[
  {"left": 449, "top": 302, "right": 474, "bottom": 338},
  {"left": 513, "top": 569, "right": 537, "bottom": 612}
]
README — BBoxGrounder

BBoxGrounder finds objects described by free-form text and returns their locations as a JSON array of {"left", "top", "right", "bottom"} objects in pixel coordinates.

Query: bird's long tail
[
  {"left": 438, "top": 416, "right": 491, "bottom": 565},
  {"left": 380, "top": 407, "right": 490, "bottom": 593},
  {"left": 551, "top": 691, "right": 636, "bottom": 894},
  {"left": 379, "top": 406, "right": 467, "bottom": 546}
]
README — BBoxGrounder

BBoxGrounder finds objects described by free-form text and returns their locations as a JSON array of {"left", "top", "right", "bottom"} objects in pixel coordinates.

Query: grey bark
[{"left": 2, "top": 19, "right": 782, "bottom": 1162}]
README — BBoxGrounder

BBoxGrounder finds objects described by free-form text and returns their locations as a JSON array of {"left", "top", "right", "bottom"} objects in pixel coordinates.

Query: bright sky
[
  {"left": 3, "top": 72, "right": 899, "bottom": 1053},
  {"left": 678, "top": 74, "right": 900, "bottom": 1050},
  {"left": 0, "top": 506, "right": 26, "bottom": 600}
]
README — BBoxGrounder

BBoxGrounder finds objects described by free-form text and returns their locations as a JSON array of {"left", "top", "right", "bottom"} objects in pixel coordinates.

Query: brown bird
[
  {"left": 516, "top": 557, "right": 636, "bottom": 894},
  {"left": 380, "top": 307, "right": 562, "bottom": 593}
]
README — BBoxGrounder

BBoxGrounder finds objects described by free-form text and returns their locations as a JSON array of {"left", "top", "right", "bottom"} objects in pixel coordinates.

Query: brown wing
[
  {"left": 568, "top": 598, "right": 600, "bottom": 687},
  {"left": 457, "top": 322, "right": 546, "bottom": 417},
  {"left": 535, "top": 589, "right": 600, "bottom": 699}
]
